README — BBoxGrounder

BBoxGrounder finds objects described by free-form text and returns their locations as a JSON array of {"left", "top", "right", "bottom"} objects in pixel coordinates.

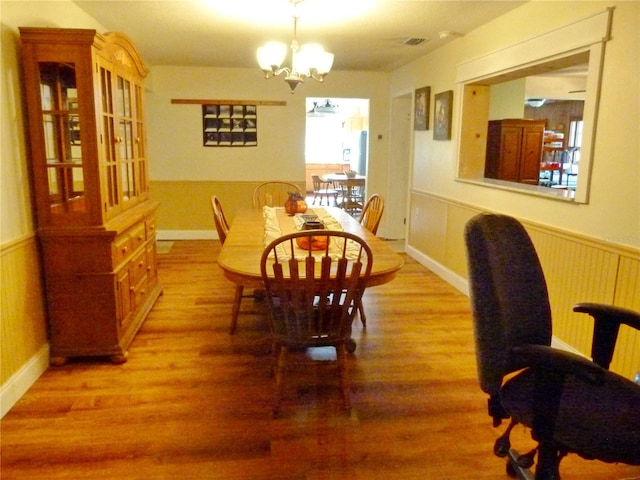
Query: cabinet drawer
[
  {"left": 113, "top": 234, "right": 132, "bottom": 265},
  {"left": 130, "top": 273, "right": 148, "bottom": 310},
  {"left": 129, "top": 247, "right": 148, "bottom": 284},
  {"left": 129, "top": 223, "right": 147, "bottom": 251},
  {"left": 145, "top": 217, "right": 156, "bottom": 239}
]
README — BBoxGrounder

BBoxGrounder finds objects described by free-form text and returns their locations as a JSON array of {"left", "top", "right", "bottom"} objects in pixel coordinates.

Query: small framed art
[
  {"left": 433, "top": 90, "right": 453, "bottom": 140},
  {"left": 414, "top": 86, "right": 430, "bottom": 131},
  {"left": 203, "top": 104, "right": 257, "bottom": 146}
]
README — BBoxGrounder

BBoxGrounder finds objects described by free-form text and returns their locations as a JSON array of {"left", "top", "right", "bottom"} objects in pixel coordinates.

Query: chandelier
[{"left": 257, "top": 0, "right": 334, "bottom": 93}]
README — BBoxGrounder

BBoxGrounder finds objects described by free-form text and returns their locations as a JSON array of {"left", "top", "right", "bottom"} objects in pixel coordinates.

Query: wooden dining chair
[
  {"left": 260, "top": 230, "right": 373, "bottom": 417},
  {"left": 354, "top": 193, "right": 384, "bottom": 327},
  {"left": 358, "top": 193, "right": 384, "bottom": 235},
  {"left": 210, "top": 195, "right": 256, "bottom": 334},
  {"left": 311, "top": 174, "right": 338, "bottom": 206},
  {"left": 210, "top": 195, "right": 229, "bottom": 243},
  {"left": 252, "top": 181, "right": 301, "bottom": 208}
]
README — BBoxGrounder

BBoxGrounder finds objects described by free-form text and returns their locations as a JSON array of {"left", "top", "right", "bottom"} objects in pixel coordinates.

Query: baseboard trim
[
  {"left": 157, "top": 230, "right": 218, "bottom": 241},
  {"left": 1, "top": 344, "right": 50, "bottom": 418},
  {"left": 404, "top": 246, "right": 584, "bottom": 357},
  {"left": 405, "top": 245, "right": 469, "bottom": 296}
]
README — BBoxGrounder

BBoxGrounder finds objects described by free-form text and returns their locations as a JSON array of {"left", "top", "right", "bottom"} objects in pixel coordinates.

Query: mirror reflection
[{"left": 483, "top": 53, "right": 588, "bottom": 192}]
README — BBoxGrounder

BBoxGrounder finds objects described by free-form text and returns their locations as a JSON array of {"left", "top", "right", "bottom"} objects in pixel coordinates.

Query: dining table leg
[{"left": 230, "top": 285, "right": 244, "bottom": 334}]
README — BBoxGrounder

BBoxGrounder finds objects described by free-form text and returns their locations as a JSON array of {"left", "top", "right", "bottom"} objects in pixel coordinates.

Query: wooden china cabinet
[
  {"left": 20, "top": 27, "right": 162, "bottom": 364},
  {"left": 484, "top": 119, "right": 546, "bottom": 185}
]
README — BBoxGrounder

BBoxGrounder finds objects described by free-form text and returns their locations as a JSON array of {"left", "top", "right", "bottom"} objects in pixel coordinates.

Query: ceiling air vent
[{"left": 402, "top": 37, "right": 426, "bottom": 46}]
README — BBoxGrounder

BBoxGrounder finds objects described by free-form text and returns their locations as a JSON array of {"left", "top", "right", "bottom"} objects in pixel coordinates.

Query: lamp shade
[
  {"left": 257, "top": 41, "right": 287, "bottom": 70},
  {"left": 299, "top": 43, "right": 334, "bottom": 74},
  {"left": 526, "top": 98, "right": 546, "bottom": 108},
  {"left": 315, "top": 51, "right": 334, "bottom": 75}
]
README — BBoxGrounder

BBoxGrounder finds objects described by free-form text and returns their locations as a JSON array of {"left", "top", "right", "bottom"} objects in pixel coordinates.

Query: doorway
[
  {"left": 385, "top": 93, "right": 412, "bottom": 241},
  {"left": 304, "top": 98, "right": 369, "bottom": 194}
]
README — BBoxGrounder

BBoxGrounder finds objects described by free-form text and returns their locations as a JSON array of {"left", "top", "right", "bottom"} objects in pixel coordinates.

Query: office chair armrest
[
  {"left": 573, "top": 303, "right": 640, "bottom": 369},
  {"left": 573, "top": 303, "right": 640, "bottom": 329},
  {"left": 510, "top": 344, "right": 605, "bottom": 385}
]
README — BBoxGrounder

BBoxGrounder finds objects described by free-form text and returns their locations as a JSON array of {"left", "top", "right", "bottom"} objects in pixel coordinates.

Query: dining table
[
  {"left": 322, "top": 173, "right": 366, "bottom": 212},
  {"left": 218, "top": 206, "right": 405, "bottom": 323}
]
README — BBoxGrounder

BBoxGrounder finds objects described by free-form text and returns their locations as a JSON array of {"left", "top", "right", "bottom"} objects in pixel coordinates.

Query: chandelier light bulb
[
  {"left": 256, "top": 0, "right": 333, "bottom": 92},
  {"left": 257, "top": 41, "right": 287, "bottom": 75}
]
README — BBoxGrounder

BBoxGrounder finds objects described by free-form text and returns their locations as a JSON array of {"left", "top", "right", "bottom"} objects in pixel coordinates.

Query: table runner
[{"left": 263, "top": 207, "right": 360, "bottom": 260}]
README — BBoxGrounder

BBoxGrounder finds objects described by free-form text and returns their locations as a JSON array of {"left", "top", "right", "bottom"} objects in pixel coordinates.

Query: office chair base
[{"left": 506, "top": 449, "right": 535, "bottom": 480}]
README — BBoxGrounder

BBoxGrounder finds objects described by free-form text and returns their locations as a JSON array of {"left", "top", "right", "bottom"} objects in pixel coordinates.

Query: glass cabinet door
[
  {"left": 134, "top": 82, "right": 148, "bottom": 196},
  {"left": 116, "top": 75, "right": 137, "bottom": 203},
  {"left": 99, "top": 61, "right": 119, "bottom": 216},
  {"left": 39, "top": 62, "right": 86, "bottom": 215}
]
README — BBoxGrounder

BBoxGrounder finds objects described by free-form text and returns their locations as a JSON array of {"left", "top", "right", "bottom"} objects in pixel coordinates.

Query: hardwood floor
[{"left": 2, "top": 240, "right": 638, "bottom": 480}]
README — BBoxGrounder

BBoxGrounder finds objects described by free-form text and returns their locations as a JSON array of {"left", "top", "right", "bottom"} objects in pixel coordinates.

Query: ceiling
[{"left": 72, "top": 0, "right": 526, "bottom": 71}]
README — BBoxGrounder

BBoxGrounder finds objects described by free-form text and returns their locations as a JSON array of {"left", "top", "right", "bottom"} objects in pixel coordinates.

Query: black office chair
[{"left": 464, "top": 213, "right": 640, "bottom": 480}]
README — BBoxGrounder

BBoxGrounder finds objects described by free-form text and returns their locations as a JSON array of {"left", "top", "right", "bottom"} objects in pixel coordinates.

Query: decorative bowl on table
[
  {"left": 296, "top": 220, "right": 327, "bottom": 250},
  {"left": 296, "top": 235, "right": 328, "bottom": 251}
]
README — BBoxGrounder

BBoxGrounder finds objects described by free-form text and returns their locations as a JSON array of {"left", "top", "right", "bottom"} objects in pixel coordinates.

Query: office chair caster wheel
[
  {"left": 516, "top": 450, "right": 535, "bottom": 469},
  {"left": 346, "top": 339, "right": 357, "bottom": 353},
  {"left": 494, "top": 436, "right": 510, "bottom": 457}
]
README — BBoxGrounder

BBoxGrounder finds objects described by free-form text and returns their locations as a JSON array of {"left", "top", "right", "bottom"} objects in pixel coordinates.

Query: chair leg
[
  {"left": 357, "top": 298, "right": 367, "bottom": 327},
  {"left": 273, "top": 345, "right": 288, "bottom": 418},
  {"left": 336, "top": 344, "right": 351, "bottom": 410},
  {"left": 230, "top": 285, "right": 244, "bottom": 334}
]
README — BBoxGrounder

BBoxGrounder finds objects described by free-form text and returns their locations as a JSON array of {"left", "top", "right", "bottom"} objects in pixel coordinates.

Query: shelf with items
[{"left": 540, "top": 130, "right": 566, "bottom": 186}]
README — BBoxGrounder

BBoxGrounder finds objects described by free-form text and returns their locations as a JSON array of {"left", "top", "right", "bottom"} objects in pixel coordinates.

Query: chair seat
[{"left": 501, "top": 368, "right": 640, "bottom": 464}]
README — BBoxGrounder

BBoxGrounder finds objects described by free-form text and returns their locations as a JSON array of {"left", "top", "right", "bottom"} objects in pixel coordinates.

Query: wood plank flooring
[{"left": 2, "top": 240, "right": 638, "bottom": 480}]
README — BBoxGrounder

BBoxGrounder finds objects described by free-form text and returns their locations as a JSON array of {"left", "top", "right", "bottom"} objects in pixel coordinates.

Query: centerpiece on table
[
  {"left": 284, "top": 192, "right": 307, "bottom": 215},
  {"left": 296, "top": 214, "right": 327, "bottom": 250}
]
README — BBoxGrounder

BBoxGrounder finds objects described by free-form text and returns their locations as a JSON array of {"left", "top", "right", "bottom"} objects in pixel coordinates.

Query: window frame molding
[{"left": 455, "top": 7, "right": 613, "bottom": 204}]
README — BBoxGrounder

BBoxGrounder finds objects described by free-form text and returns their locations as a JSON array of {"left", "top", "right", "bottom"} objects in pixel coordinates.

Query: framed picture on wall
[
  {"left": 414, "top": 86, "right": 430, "bottom": 130},
  {"left": 203, "top": 104, "right": 257, "bottom": 146},
  {"left": 433, "top": 90, "right": 453, "bottom": 140}
]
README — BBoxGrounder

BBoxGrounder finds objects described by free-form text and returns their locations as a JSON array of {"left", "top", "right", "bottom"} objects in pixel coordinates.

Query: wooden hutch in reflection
[
  {"left": 484, "top": 119, "right": 546, "bottom": 185},
  {"left": 20, "top": 28, "right": 162, "bottom": 364}
]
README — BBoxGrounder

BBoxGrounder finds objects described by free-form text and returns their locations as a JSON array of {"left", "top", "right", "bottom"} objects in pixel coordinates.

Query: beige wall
[
  {"left": 391, "top": 1, "right": 639, "bottom": 249},
  {"left": 408, "top": 192, "right": 640, "bottom": 379},
  {"left": 146, "top": 66, "right": 390, "bottom": 233},
  {"left": 392, "top": 1, "right": 639, "bottom": 379}
]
